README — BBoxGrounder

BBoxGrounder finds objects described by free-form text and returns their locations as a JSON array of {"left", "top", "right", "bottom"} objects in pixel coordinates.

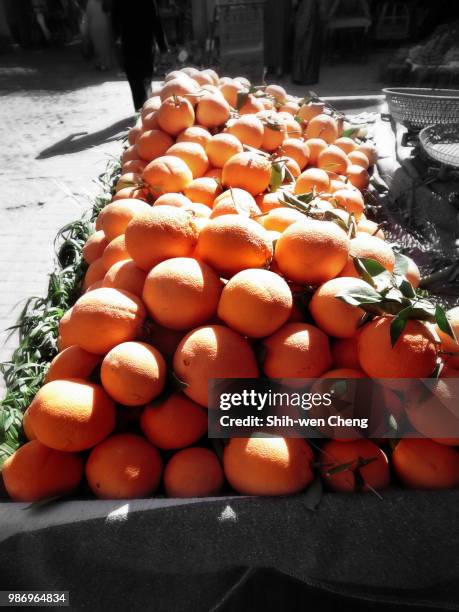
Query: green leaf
[
  {"left": 358, "top": 258, "right": 388, "bottom": 277},
  {"left": 390, "top": 306, "right": 413, "bottom": 346},
  {"left": 393, "top": 252, "right": 410, "bottom": 276},
  {"left": 270, "top": 162, "right": 284, "bottom": 191},
  {"left": 336, "top": 283, "right": 382, "bottom": 307},
  {"left": 342, "top": 128, "right": 359, "bottom": 138},
  {"left": 398, "top": 279, "right": 416, "bottom": 298},
  {"left": 435, "top": 305, "right": 457, "bottom": 342}
]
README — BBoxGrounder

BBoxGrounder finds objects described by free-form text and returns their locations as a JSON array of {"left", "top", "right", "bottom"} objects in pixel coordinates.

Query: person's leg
[{"left": 125, "top": 68, "right": 149, "bottom": 110}]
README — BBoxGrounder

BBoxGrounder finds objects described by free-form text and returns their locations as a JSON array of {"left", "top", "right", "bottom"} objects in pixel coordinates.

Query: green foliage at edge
[{"left": 0, "top": 159, "right": 121, "bottom": 468}]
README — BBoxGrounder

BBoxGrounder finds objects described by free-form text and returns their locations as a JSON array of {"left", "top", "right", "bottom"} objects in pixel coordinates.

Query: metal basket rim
[{"left": 383, "top": 87, "right": 459, "bottom": 101}]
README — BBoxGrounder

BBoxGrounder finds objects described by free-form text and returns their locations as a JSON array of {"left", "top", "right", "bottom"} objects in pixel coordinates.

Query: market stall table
[{"left": 2, "top": 95, "right": 459, "bottom": 611}]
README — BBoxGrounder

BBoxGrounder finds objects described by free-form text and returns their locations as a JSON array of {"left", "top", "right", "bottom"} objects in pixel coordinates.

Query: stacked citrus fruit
[{"left": 3, "top": 67, "right": 459, "bottom": 503}]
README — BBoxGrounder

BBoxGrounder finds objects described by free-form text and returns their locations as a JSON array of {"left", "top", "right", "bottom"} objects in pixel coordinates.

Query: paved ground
[{"left": 0, "top": 44, "right": 390, "bottom": 395}]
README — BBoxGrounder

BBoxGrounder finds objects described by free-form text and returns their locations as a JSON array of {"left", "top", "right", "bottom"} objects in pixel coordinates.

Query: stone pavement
[
  {"left": 0, "top": 46, "right": 134, "bottom": 388},
  {"left": 0, "top": 45, "right": 389, "bottom": 396}
]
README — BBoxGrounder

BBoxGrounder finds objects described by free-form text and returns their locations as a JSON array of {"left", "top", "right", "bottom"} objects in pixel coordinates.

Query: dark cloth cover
[{"left": 1, "top": 490, "right": 458, "bottom": 610}]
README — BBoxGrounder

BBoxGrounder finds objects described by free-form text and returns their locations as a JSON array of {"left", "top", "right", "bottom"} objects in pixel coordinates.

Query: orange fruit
[
  {"left": 305, "top": 137, "right": 327, "bottom": 165},
  {"left": 98, "top": 199, "right": 150, "bottom": 242},
  {"left": 121, "top": 145, "right": 138, "bottom": 163},
  {"left": 405, "top": 378, "right": 459, "bottom": 442},
  {"left": 340, "top": 234, "right": 395, "bottom": 277},
  {"left": 404, "top": 256, "right": 421, "bottom": 289},
  {"left": 143, "top": 257, "right": 222, "bottom": 330},
  {"left": 281, "top": 115, "right": 302, "bottom": 138},
  {"left": 57, "top": 307, "right": 75, "bottom": 351},
  {"left": 297, "top": 101, "right": 325, "bottom": 122},
  {"left": 239, "top": 93, "right": 265, "bottom": 115},
  {"left": 222, "top": 151, "right": 271, "bottom": 196},
  {"left": 166, "top": 142, "right": 209, "bottom": 178},
  {"left": 85, "top": 280, "right": 105, "bottom": 293},
  {"left": 279, "top": 138, "right": 310, "bottom": 169},
  {"left": 86, "top": 433, "right": 162, "bottom": 499},
  {"left": 45, "top": 345, "right": 101, "bottom": 383},
  {"left": 210, "top": 187, "right": 260, "bottom": 218},
  {"left": 143, "top": 155, "right": 193, "bottom": 197},
  {"left": 103, "top": 259, "right": 147, "bottom": 297},
  {"left": 224, "top": 436, "right": 313, "bottom": 495},
  {"left": 392, "top": 439, "right": 459, "bottom": 489},
  {"left": 334, "top": 136, "right": 358, "bottom": 155},
  {"left": 346, "top": 164, "right": 370, "bottom": 190},
  {"left": 320, "top": 367, "right": 365, "bottom": 378},
  {"left": 309, "top": 277, "right": 367, "bottom": 338},
  {"left": 304, "top": 113, "right": 338, "bottom": 143},
  {"left": 318, "top": 144, "right": 349, "bottom": 175},
  {"left": 101, "top": 235, "right": 129, "bottom": 271},
  {"left": 115, "top": 172, "right": 142, "bottom": 193},
  {"left": 265, "top": 83, "right": 287, "bottom": 102},
  {"left": 261, "top": 116, "right": 286, "bottom": 151},
  {"left": 28, "top": 378, "right": 115, "bottom": 451},
  {"left": 193, "top": 70, "right": 214, "bottom": 86},
  {"left": 196, "top": 93, "right": 231, "bottom": 127},
  {"left": 227, "top": 114, "right": 264, "bottom": 149},
  {"left": 183, "top": 177, "right": 222, "bottom": 206},
  {"left": 435, "top": 306, "right": 459, "bottom": 368},
  {"left": 196, "top": 214, "right": 273, "bottom": 278},
  {"left": 141, "top": 111, "right": 159, "bottom": 130},
  {"left": 83, "top": 230, "right": 108, "bottom": 264},
  {"left": 160, "top": 76, "right": 198, "bottom": 102},
  {"left": 262, "top": 322, "right": 332, "bottom": 378},
  {"left": 206, "top": 133, "right": 243, "bottom": 168},
  {"left": 164, "top": 447, "right": 224, "bottom": 497},
  {"left": 135, "top": 129, "right": 174, "bottom": 161},
  {"left": 83, "top": 257, "right": 106, "bottom": 292},
  {"left": 202, "top": 68, "right": 219, "bottom": 85},
  {"left": 173, "top": 325, "right": 259, "bottom": 407},
  {"left": 356, "top": 142, "right": 377, "bottom": 165},
  {"left": 358, "top": 317, "right": 437, "bottom": 378},
  {"left": 122, "top": 159, "right": 148, "bottom": 174},
  {"left": 333, "top": 188, "right": 365, "bottom": 219},
  {"left": 68, "top": 287, "right": 146, "bottom": 354},
  {"left": 274, "top": 219, "right": 350, "bottom": 285},
  {"left": 204, "top": 167, "right": 223, "bottom": 179},
  {"left": 111, "top": 186, "right": 150, "bottom": 202},
  {"left": 141, "top": 392, "right": 207, "bottom": 450},
  {"left": 176, "top": 125, "right": 212, "bottom": 147},
  {"left": 331, "top": 336, "right": 360, "bottom": 369},
  {"left": 128, "top": 121, "right": 142, "bottom": 145},
  {"left": 154, "top": 192, "right": 192, "bottom": 208},
  {"left": 282, "top": 156, "right": 301, "bottom": 179},
  {"left": 22, "top": 407, "right": 35, "bottom": 440},
  {"left": 101, "top": 341, "right": 166, "bottom": 406},
  {"left": 258, "top": 207, "right": 305, "bottom": 232},
  {"left": 348, "top": 150, "right": 369, "bottom": 169},
  {"left": 294, "top": 167, "right": 330, "bottom": 194},
  {"left": 2, "top": 440, "right": 83, "bottom": 502},
  {"left": 141, "top": 95, "right": 161, "bottom": 118},
  {"left": 125, "top": 205, "right": 198, "bottom": 271},
  {"left": 218, "top": 269, "right": 292, "bottom": 337},
  {"left": 219, "top": 79, "right": 244, "bottom": 107},
  {"left": 319, "top": 440, "right": 390, "bottom": 492},
  {"left": 255, "top": 191, "right": 284, "bottom": 213},
  {"left": 356, "top": 218, "right": 385, "bottom": 240}
]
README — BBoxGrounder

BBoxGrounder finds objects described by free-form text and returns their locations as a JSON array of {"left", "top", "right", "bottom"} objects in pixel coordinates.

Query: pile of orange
[{"left": 3, "top": 66, "right": 459, "bottom": 503}]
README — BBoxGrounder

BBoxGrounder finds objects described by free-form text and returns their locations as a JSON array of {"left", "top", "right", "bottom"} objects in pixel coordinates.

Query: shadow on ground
[{"left": 36, "top": 115, "right": 134, "bottom": 158}]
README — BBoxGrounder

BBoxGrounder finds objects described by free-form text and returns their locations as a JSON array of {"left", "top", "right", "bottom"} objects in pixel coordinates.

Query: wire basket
[
  {"left": 419, "top": 123, "right": 459, "bottom": 168},
  {"left": 383, "top": 88, "right": 459, "bottom": 131}
]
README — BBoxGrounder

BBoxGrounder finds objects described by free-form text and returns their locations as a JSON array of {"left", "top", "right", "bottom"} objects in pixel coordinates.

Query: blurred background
[
  {"left": 0, "top": 0, "right": 459, "bottom": 93},
  {"left": 1, "top": 0, "right": 459, "bottom": 377}
]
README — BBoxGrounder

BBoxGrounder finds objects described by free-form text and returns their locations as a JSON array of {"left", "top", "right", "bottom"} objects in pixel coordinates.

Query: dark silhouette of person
[{"left": 111, "top": 0, "right": 168, "bottom": 110}]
